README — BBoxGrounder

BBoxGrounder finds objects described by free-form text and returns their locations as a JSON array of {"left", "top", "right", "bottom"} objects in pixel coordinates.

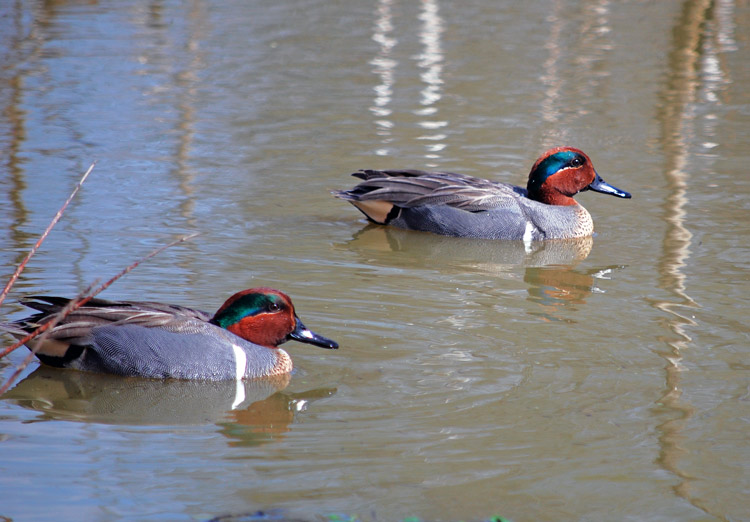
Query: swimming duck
[
  {"left": 333, "top": 146, "right": 631, "bottom": 241},
  {"left": 1, "top": 288, "right": 338, "bottom": 381}
]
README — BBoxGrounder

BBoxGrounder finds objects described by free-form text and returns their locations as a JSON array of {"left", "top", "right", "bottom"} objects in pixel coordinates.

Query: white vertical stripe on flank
[
  {"left": 523, "top": 222, "right": 534, "bottom": 251},
  {"left": 231, "top": 345, "right": 247, "bottom": 409}
]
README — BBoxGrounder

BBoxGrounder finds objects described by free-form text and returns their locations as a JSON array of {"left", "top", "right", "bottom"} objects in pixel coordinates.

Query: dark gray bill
[
  {"left": 287, "top": 317, "right": 339, "bottom": 349},
  {"left": 587, "top": 172, "right": 631, "bottom": 199}
]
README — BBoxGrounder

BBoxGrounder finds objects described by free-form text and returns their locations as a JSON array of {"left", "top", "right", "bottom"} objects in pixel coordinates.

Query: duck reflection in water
[
  {"left": 340, "top": 225, "right": 594, "bottom": 269},
  {"left": 341, "top": 226, "right": 624, "bottom": 322},
  {"left": 2, "top": 366, "right": 336, "bottom": 447},
  {"left": 524, "top": 264, "right": 624, "bottom": 323}
]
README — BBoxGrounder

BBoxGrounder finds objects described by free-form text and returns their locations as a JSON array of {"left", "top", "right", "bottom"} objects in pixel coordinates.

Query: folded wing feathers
[
  {"left": 16, "top": 297, "right": 213, "bottom": 344},
  {"left": 342, "top": 169, "right": 517, "bottom": 211}
]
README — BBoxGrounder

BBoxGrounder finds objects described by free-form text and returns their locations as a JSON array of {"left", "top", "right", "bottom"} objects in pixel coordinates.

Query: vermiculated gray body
[
  {"left": 64, "top": 323, "right": 278, "bottom": 380},
  {"left": 1, "top": 296, "right": 284, "bottom": 381},
  {"left": 335, "top": 169, "right": 595, "bottom": 240},
  {"left": 388, "top": 197, "right": 593, "bottom": 240}
]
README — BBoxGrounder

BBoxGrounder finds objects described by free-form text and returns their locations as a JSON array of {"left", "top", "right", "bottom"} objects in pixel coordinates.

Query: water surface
[{"left": 1, "top": 1, "right": 749, "bottom": 520}]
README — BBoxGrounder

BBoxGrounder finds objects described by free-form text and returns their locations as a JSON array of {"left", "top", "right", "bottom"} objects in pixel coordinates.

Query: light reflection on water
[{"left": 1, "top": 0, "right": 749, "bottom": 521}]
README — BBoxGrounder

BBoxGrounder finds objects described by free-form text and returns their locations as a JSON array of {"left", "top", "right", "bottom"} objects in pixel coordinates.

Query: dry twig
[
  {"left": 0, "top": 161, "right": 199, "bottom": 392},
  {"left": 0, "top": 232, "right": 199, "bottom": 393},
  {"left": 0, "top": 163, "right": 96, "bottom": 308}
]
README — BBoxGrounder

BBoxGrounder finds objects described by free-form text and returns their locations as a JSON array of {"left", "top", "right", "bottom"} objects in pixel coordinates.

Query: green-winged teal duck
[
  {"left": 1, "top": 288, "right": 338, "bottom": 381},
  {"left": 334, "top": 146, "right": 631, "bottom": 240}
]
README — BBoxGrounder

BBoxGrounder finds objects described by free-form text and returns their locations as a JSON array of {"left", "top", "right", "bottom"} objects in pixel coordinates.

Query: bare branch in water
[
  {"left": 0, "top": 163, "right": 96, "bottom": 308},
  {"left": 89, "top": 232, "right": 201, "bottom": 298},
  {"left": 0, "top": 161, "right": 199, "bottom": 392},
  {"left": 0, "top": 232, "right": 200, "bottom": 392}
]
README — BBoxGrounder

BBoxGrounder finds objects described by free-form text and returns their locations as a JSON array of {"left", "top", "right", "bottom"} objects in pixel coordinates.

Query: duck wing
[
  {"left": 337, "top": 169, "right": 525, "bottom": 212},
  {"left": 14, "top": 296, "right": 214, "bottom": 346}
]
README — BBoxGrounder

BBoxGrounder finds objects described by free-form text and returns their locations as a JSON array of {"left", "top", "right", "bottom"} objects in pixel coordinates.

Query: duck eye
[
  {"left": 268, "top": 302, "right": 280, "bottom": 312},
  {"left": 570, "top": 157, "right": 584, "bottom": 168}
]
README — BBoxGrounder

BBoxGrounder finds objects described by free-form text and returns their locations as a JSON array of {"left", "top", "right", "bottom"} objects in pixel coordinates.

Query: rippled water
[{"left": 1, "top": 1, "right": 749, "bottom": 520}]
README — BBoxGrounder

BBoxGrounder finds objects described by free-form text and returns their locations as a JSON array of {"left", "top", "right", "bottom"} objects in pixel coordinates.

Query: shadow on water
[
  {"left": 651, "top": 0, "right": 735, "bottom": 516},
  {"left": 2, "top": 366, "right": 336, "bottom": 446}
]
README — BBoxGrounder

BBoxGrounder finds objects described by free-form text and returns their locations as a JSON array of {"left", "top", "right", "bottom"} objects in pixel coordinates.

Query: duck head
[
  {"left": 526, "top": 146, "right": 631, "bottom": 206},
  {"left": 210, "top": 288, "right": 338, "bottom": 350}
]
